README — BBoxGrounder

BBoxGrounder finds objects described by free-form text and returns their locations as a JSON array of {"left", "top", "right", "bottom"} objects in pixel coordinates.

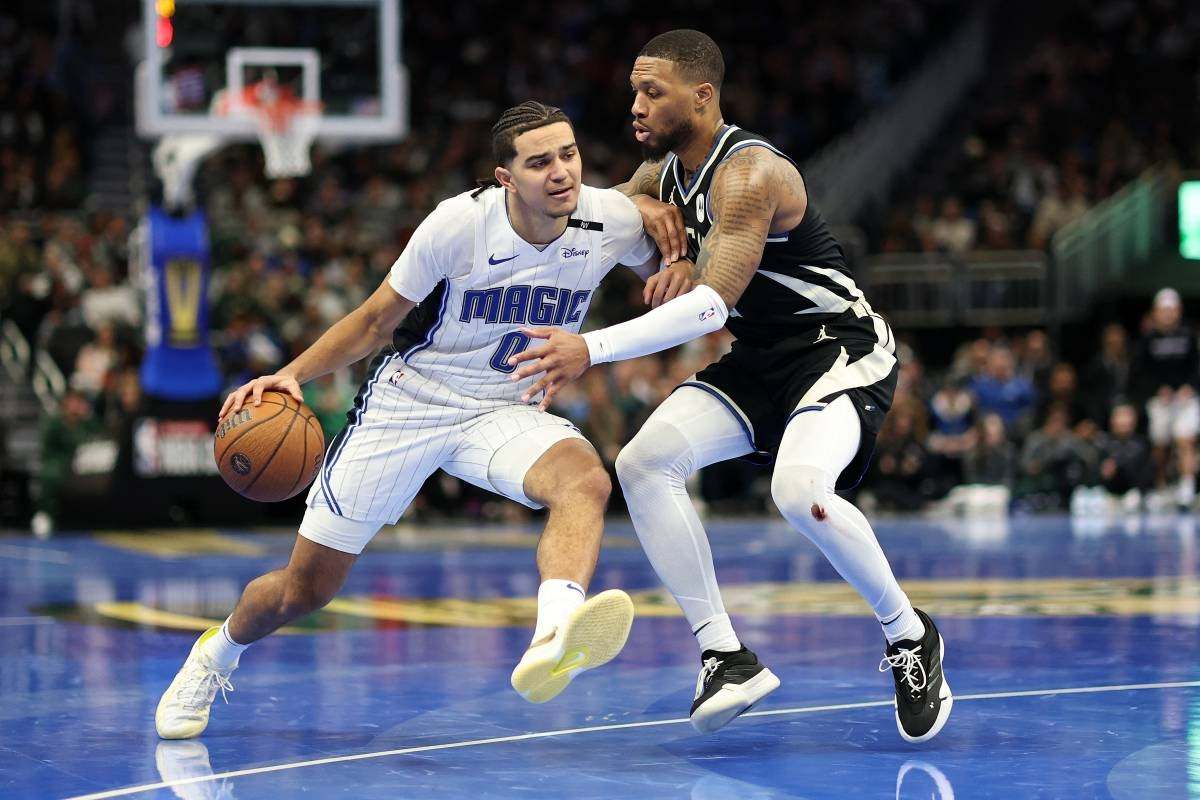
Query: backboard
[{"left": 136, "top": 0, "right": 407, "bottom": 143}]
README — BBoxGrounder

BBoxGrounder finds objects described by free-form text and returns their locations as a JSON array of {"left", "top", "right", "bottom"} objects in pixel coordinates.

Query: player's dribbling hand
[
  {"left": 631, "top": 194, "right": 686, "bottom": 263},
  {"left": 507, "top": 328, "right": 590, "bottom": 411},
  {"left": 644, "top": 259, "right": 695, "bottom": 307},
  {"left": 219, "top": 373, "right": 303, "bottom": 421}
]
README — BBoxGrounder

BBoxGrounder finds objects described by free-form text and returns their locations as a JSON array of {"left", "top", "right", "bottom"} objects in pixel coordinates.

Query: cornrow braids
[{"left": 472, "top": 100, "right": 574, "bottom": 198}]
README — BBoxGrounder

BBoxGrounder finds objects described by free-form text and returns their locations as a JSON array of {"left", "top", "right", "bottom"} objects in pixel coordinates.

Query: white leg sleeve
[
  {"left": 773, "top": 395, "right": 921, "bottom": 640},
  {"left": 615, "top": 387, "right": 752, "bottom": 629}
]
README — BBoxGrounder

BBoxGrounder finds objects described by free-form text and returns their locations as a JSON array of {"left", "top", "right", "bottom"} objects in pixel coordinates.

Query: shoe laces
[
  {"left": 179, "top": 658, "right": 235, "bottom": 712},
  {"left": 694, "top": 657, "right": 721, "bottom": 700},
  {"left": 879, "top": 645, "right": 926, "bottom": 700}
]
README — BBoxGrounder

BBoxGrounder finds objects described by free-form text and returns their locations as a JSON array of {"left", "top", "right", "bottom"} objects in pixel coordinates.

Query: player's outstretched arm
[
  {"left": 613, "top": 159, "right": 664, "bottom": 198},
  {"left": 506, "top": 148, "right": 785, "bottom": 410},
  {"left": 615, "top": 159, "right": 686, "bottom": 263},
  {"left": 218, "top": 278, "right": 415, "bottom": 420}
]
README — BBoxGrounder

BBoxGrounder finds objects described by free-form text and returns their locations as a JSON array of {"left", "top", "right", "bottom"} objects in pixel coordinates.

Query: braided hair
[{"left": 472, "top": 100, "right": 573, "bottom": 198}]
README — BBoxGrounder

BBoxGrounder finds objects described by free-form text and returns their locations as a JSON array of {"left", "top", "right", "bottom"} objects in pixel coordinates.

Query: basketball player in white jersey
[
  {"left": 155, "top": 101, "right": 694, "bottom": 739},
  {"left": 509, "top": 31, "right": 952, "bottom": 743}
]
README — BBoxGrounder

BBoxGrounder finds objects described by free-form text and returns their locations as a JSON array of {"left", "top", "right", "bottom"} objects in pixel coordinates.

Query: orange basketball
[{"left": 213, "top": 391, "right": 325, "bottom": 502}]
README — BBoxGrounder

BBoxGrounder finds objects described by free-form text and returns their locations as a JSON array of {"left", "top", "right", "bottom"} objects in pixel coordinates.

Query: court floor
[{"left": 2, "top": 512, "right": 1199, "bottom": 799}]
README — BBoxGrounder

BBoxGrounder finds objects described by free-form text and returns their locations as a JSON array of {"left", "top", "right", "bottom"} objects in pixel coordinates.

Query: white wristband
[{"left": 582, "top": 284, "right": 729, "bottom": 365}]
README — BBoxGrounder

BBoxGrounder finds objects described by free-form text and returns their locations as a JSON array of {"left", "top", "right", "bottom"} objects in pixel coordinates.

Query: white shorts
[
  {"left": 1147, "top": 392, "right": 1200, "bottom": 446},
  {"left": 300, "top": 357, "right": 586, "bottom": 554}
]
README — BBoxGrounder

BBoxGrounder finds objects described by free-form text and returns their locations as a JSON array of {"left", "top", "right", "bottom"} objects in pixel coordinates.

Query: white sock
[
  {"left": 880, "top": 605, "right": 925, "bottom": 644},
  {"left": 692, "top": 613, "right": 742, "bottom": 653},
  {"left": 531, "top": 579, "right": 586, "bottom": 645},
  {"left": 200, "top": 619, "right": 248, "bottom": 670}
]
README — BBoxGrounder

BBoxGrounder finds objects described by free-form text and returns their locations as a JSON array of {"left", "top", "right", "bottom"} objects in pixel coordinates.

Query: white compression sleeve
[{"left": 583, "top": 284, "right": 728, "bottom": 364}]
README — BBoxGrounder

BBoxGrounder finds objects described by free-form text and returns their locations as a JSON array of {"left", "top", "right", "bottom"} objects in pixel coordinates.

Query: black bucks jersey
[
  {"left": 657, "top": 125, "right": 887, "bottom": 349},
  {"left": 659, "top": 125, "right": 898, "bottom": 489}
]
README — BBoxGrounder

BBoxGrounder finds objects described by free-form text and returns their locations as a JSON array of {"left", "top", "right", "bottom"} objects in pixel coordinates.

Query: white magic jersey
[{"left": 385, "top": 185, "right": 657, "bottom": 403}]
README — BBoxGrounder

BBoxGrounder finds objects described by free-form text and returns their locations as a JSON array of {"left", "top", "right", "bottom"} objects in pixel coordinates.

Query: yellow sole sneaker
[{"left": 510, "top": 589, "right": 635, "bottom": 703}]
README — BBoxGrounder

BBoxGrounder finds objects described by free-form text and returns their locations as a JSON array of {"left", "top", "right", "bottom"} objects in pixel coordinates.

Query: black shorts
[{"left": 676, "top": 332, "right": 898, "bottom": 490}]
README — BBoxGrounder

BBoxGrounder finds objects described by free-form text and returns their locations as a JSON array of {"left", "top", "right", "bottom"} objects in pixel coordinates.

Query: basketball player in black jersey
[{"left": 509, "top": 29, "right": 952, "bottom": 742}]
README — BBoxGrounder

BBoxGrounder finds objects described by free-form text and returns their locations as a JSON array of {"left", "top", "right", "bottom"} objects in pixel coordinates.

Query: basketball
[{"left": 213, "top": 391, "right": 325, "bottom": 502}]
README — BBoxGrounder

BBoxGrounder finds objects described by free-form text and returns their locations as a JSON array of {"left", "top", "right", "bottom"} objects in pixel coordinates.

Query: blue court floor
[{"left": 3, "top": 513, "right": 1200, "bottom": 799}]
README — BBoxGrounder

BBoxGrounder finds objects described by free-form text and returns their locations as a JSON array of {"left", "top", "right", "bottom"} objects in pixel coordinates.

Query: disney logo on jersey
[{"left": 560, "top": 247, "right": 590, "bottom": 260}]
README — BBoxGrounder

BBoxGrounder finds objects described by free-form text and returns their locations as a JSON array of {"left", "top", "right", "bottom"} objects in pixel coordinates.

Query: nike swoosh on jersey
[{"left": 488, "top": 253, "right": 518, "bottom": 265}]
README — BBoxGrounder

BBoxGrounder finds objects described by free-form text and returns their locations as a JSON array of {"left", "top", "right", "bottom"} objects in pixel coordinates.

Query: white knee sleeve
[{"left": 616, "top": 421, "right": 696, "bottom": 494}]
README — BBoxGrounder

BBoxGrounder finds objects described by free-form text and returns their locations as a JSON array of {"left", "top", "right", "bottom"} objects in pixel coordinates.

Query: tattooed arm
[
  {"left": 614, "top": 159, "right": 664, "bottom": 198},
  {"left": 614, "top": 159, "right": 687, "bottom": 263},
  {"left": 691, "top": 146, "right": 803, "bottom": 308}
]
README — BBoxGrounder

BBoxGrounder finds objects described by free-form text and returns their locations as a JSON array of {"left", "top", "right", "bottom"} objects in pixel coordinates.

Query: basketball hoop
[
  {"left": 217, "top": 81, "right": 323, "bottom": 179},
  {"left": 153, "top": 133, "right": 225, "bottom": 211}
]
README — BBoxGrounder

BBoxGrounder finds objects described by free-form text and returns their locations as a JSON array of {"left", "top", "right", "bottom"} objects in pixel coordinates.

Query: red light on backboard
[{"left": 156, "top": 17, "right": 174, "bottom": 48}]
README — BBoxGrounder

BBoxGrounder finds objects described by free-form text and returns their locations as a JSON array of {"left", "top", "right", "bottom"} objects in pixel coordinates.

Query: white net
[{"left": 253, "top": 104, "right": 322, "bottom": 179}]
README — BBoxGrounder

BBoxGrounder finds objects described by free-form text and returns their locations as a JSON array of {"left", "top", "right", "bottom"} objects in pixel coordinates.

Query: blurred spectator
[
  {"left": 1019, "top": 330, "right": 1055, "bottom": 396},
  {"left": 977, "top": 198, "right": 1015, "bottom": 249},
  {"left": 302, "top": 371, "right": 356, "bottom": 444},
  {"left": 71, "top": 323, "right": 118, "bottom": 397},
  {"left": 1027, "top": 173, "right": 1090, "bottom": 248},
  {"left": 963, "top": 412, "right": 1016, "bottom": 487},
  {"left": 929, "top": 196, "right": 976, "bottom": 254},
  {"left": 1132, "top": 288, "right": 1199, "bottom": 509},
  {"left": 34, "top": 391, "right": 104, "bottom": 535},
  {"left": 1017, "top": 404, "right": 1094, "bottom": 510},
  {"left": 79, "top": 262, "right": 139, "bottom": 330},
  {"left": 1094, "top": 403, "right": 1153, "bottom": 508},
  {"left": 1082, "top": 323, "right": 1131, "bottom": 425},
  {"left": 950, "top": 337, "right": 992, "bottom": 382},
  {"left": 969, "top": 347, "right": 1035, "bottom": 432},
  {"left": 926, "top": 377, "right": 976, "bottom": 484},
  {"left": 870, "top": 397, "right": 933, "bottom": 511},
  {"left": 1035, "top": 362, "right": 1087, "bottom": 427}
]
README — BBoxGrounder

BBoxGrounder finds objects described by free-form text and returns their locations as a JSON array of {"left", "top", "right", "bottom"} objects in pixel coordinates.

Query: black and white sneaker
[
  {"left": 879, "top": 608, "right": 952, "bottom": 743},
  {"left": 689, "top": 646, "right": 780, "bottom": 733}
]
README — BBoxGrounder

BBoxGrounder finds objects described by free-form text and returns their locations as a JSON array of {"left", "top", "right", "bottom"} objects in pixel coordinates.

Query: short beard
[
  {"left": 640, "top": 115, "right": 696, "bottom": 161},
  {"left": 544, "top": 201, "right": 578, "bottom": 220}
]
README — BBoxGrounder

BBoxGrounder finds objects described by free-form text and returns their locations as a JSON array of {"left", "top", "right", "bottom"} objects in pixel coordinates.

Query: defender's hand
[
  {"left": 643, "top": 259, "right": 695, "bottom": 307},
  {"left": 219, "top": 373, "right": 303, "bottom": 421},
  {"left": 507, "top": 327, "right": 591, "bottom": 411},
  {"left": 632, "top": 194, "right": 686, "bottom": 263}
]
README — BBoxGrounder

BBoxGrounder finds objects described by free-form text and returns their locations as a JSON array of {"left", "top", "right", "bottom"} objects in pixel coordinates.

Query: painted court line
[
  {"left": 0, "top": 616, "right": 56, "bottom": 627},
  {"left": 64, "top": 679, "right": 1200, "bottom": 800},
  {"left": 0, "top": 544, "right": 71, "bottom": 563}
]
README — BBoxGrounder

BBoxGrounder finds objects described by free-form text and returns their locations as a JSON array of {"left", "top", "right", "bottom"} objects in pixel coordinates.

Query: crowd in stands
[
  {"left": 876, "top": 0, "right": 1200, "bottom": 255},
  {"left": 5, "top": 0, "right": 1200, "bottom": 527},
  {"left": 868, "top": 288, "right": 1199, "bottom": 517}
]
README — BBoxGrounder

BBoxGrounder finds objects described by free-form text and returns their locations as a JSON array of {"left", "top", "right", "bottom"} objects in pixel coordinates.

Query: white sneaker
[
  {"left": 156, "top": 628, "right": 236, "bottom": 739},
  {"left": 510, "top": 589, "right": 634, "bottom": 703}
]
